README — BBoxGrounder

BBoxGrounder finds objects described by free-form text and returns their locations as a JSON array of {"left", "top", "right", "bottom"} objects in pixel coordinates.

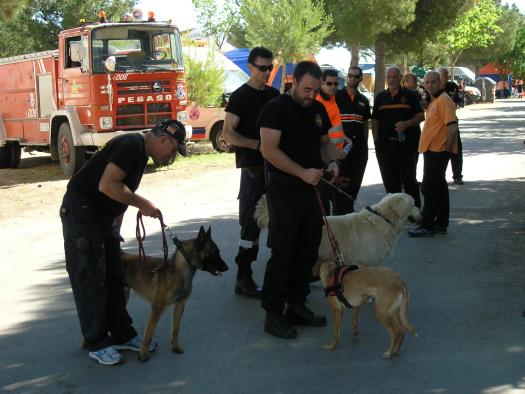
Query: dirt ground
[{"left": 0, "top": 142, "right": 234, "bottom": 223}]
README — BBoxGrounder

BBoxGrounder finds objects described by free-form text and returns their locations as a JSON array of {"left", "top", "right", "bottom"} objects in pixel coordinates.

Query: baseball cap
[{"left": 154, "top": 119, "right": 188, "bottom": 157}]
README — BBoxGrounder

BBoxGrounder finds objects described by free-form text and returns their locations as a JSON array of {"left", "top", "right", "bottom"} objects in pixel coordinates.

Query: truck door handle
[{"left": 64, "top": 79, "right": 70, "bottom": 82}]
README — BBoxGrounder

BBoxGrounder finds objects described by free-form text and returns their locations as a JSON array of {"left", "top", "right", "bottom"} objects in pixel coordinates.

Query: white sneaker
[
  {"left": 88, "top": 346, "right": 124, "bottom": 366},
  {"left": 113, "top": 335, "right": 157, "bottom": 352}
]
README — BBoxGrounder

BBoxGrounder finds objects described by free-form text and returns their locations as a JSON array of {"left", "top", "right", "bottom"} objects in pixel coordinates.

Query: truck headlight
[
  {"left": 177, "top": 111, "right": 188, "bottom": 125},
  {"left": 100, "top": 117, "right": 113, "bottom": 129}
]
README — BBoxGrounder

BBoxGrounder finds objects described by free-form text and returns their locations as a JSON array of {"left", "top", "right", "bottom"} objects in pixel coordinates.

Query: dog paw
[
  {"left": 138, "top": 352, "right": 150, "bottom": 362},
  {"left": 382, "top": 351, "right": 392, "bottom": 359},
  {"left": 172, "top": 345, "right": 184, "bottom": 354},
  {"left": 323, "top": 343, "right": 336, "bottom": 351}
]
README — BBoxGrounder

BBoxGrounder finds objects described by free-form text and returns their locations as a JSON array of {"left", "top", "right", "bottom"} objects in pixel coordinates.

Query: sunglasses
[
  {"left": 347, "top": 74, "right": 362, "bottom": 79},
  {"left": 323, "top": 81, "right": 338, "bottom": 86},
  {"left": 251, "top": 63, "right": 274, "bottom": 73}
]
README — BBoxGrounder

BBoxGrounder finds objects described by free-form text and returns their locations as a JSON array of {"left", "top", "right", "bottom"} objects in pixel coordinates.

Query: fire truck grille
[
  {"left": 115, "top": 102, "right": 172, "bottom": 128},
  {"left": 116, "top": 104, "right": 143, "bottom": 115}
]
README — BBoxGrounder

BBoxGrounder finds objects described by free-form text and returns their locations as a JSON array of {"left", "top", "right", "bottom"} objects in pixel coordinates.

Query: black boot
[
  {"left": 285, "top": 304, "right": 327, "bottom": 327},
  {"left": 235, "top": 247, "right": 262, "bottom": 299},
  {"left": 264, "top": 313, "right": 298, "bottom": 339}
]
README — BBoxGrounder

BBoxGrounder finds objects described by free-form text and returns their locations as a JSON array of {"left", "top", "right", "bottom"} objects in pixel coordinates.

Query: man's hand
[
  {"left": 327, "top": 161, "right": 340, "bottom": 179},
  {"left": 395, "top": 120, "right": 409, "bottom": 133},
  {"left": 137, "top": 198, "right": 160, "bottom": 218},
  {"left": 300, "top": 168, "right": 324, "bottom": 186}
]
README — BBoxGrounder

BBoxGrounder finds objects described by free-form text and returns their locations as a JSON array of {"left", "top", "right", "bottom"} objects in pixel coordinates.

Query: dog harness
[{"left": 324, "top": 265, "right": 359, "bottom": 308}]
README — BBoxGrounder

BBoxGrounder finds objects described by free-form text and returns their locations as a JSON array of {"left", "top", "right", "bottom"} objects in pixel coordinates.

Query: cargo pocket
[{"left": 76, "top": 234, "right": 106, "bottom": 286}]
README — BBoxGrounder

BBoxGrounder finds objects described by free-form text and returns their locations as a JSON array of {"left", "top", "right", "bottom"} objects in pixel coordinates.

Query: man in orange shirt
[
  {"left": 315, "top": 68, "right": 345, "bottom": 213},
  {"left": 409, "top": 71, "right": 458, "bottom": 238}
]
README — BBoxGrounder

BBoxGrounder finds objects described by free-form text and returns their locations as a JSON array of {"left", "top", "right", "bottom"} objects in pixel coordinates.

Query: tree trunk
[
  {"left": 374, "top": 38, "right": 386, "bottom": 95},
  {"left": 403, "top": 53, "right": 409, "bottom": 75},
  {"left": 350, "top": 42, "right": 360, "bottom": 68}
]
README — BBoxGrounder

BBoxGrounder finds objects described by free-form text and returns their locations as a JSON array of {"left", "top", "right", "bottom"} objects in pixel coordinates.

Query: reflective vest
[{"left": 316, "top": 94, "right": 345, "bottom": 150}]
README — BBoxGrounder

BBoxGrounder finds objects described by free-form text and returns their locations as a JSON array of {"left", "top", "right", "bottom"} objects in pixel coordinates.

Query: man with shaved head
[
  {"left": 372, "top": 66, "right": 424, "bottom": 208},
  {"left": 409, "top": 70, "right": 459, "bottom": 238}
]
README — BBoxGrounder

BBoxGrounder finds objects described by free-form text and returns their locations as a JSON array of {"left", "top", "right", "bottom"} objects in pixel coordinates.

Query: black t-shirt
[
  {"left": 445, "top": 81, "right": 460, "bottom": 105},
  {"left": 335, "top": 89, "right": 371, "bottom": 144},
  {"left": 67, "top": 133, "right": 148, "bottom": 218},
  {"left": 372, "top": 88, "right": 423, "bottom": 140},
  {"left": 226, "top": 83, "right": 280, "bottom": 168},
  {"left": 258, "top": 93, "right": 330, "bottom": 179}
]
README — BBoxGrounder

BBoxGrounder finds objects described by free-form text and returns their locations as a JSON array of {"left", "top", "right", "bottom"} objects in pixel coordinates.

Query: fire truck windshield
[{"left": 91, "top": 25, "right": 183, "bottom": 73}]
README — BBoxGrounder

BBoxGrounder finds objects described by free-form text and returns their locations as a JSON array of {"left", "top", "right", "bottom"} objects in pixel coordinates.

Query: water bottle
[
  {"left": 343, "top": 142, "right": 352, "bottom": 155},
  {"left": 398, "top": 131, "right": 406, "bottom": 142}
]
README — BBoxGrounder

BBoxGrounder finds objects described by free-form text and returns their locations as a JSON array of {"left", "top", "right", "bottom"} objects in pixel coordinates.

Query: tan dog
[
  {"left": 121, "top": 226, "right": 228, "bottom": 362},
  {"left": 313, "top": 259, "right": 417, "bottom": 359},
  {"left": 256, "top": 193, "right": 422, "bottom": 266}
]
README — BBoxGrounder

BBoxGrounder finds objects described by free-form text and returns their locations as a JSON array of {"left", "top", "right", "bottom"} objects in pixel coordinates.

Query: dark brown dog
[
  {"left": 121, "top": 226, "right": 228, "bottom": 362},
  {"left": 313, "top": 259, "right": 417, "bottom": 359}
]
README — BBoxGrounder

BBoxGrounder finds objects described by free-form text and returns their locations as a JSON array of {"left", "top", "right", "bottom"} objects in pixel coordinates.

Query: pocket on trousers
[{"left": 76, "top": 235, "right": 106, "bottom": 286}]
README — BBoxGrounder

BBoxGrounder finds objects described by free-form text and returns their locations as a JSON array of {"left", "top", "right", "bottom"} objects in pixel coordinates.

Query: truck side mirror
[
  {"left": 70, "top": 41, "right": 86, "bottom": 62},
  {"left": 105, "top": 56, "right": 116, "bottom": 72}
]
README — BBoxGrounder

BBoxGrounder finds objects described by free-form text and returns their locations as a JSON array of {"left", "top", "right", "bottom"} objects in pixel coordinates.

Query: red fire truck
[{"left": 0, "top": 19, "right": 191, "bottom": 175}]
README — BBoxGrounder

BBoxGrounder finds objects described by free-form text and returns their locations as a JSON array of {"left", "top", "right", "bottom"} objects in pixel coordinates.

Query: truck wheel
[
  {"left": 210, "top": 121, "right": 230, "bottom": 153},
  {"left": 58, "top": 123, "right": 85, "bottom": 176},
  {"left": 0, "top": 145, "right": 10, "bottom": 169},
  {"left": 8, "top": 142, "right": 21, "bottom": 168}
]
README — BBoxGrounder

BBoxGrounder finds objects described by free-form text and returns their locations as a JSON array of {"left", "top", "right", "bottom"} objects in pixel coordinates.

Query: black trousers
[
  {"left": 60, "top": 191, "right": 136, "bottom": 351},
  {"left": 421, "top": 151, "right": 450, "bottom": 229},
  {"left": 333, "top": 144, "right": 368, "bottom": 214},
  {"left": 238, "top": 167, "right": 265, "bottom": 245},
  {"left": 261, "top": 175, "right": 323, "bottom": 314},
  {"left": 375, "top": 136, "right": 421, "bottom": 208},
  {"left": 450, "top": 131, "right": 463, "bottom": 181}
]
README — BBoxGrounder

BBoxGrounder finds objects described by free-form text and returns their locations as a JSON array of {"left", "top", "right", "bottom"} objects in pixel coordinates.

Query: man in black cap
[{"left": 60, "top": 119, "right": 187, "bottom": 365}]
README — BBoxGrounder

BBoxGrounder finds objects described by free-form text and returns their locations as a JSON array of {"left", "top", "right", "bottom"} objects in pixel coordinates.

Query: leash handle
[
  {"left": 136, "top": 210, "right": 169, "bottom": 273},
  {"left": 314, "top": 187, "right": 345, "bottom": 266}
]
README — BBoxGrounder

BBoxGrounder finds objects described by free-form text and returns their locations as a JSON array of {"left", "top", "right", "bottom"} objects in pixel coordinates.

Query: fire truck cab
[{"left": 0, "top": 20, "right": 191, "bottom": 175}]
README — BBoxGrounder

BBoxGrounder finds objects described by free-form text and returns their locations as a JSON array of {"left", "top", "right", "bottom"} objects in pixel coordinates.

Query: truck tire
[
  {"left": 0, "top": 145, "right": 10, "bottom": 169},
  {"left": 8, "top": 142, "right": 21, "bottom": 168},
  {"left": 58, "top": 122, "right": 85, "bottom": 176},
  {"left": 210, "top": 121, "right": 230, "bottom": 153}
]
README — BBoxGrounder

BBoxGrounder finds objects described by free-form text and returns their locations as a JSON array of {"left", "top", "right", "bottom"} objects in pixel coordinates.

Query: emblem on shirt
[{"left": 315, "top": 113, "right": 323, "bottom": 127}]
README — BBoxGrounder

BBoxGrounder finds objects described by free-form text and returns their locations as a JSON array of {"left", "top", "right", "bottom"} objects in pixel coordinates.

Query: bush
[{"left": 185, "top": 48, "right": 226, "bottom": 107}]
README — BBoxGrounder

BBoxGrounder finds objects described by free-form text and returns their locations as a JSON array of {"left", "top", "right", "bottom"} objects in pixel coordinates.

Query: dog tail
[
  {"left": 254, "top": 194, "right": 269, "bottom": 229},
  {"left": 400, "top": 285, "right": 418, "bottom": 337}
]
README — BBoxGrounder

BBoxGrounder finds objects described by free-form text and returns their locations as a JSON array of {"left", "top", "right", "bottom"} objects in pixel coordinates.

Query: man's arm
[
  {"left": 320, "top": 134, "right": 340, "bottom": 178},
  {"left": 98, "top": 163, "right": 159, "bottom": 217},
  {"left": 260, "top": 127, "right": 323, "bottom": 186},
  {"left": 446, "top": 122, "right": 459, "bottom": 152},
  {"left": 223, "top": 112, "right": 260, "bottom": 150},
  {"left": 395, "top": 112, "right": 425, "bottom": 133}
]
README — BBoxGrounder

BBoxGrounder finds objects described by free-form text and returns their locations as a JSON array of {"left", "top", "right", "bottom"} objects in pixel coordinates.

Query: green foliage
[
  {"left": 0, "top": 0, "right": 29, "bottom": 19},
  {"left": 192, "top": 0, "right": 241, "bottom": 50},
  {"left": 184, "top": 47, "right": 226, "bottom": 107},
  {"left": 0, "top": 0, "right": 136, "bottom": 57},
  {"left": 440, "top": 0, "right": 502, "bottom": 66},
  {"left": 461, "top": 4, "right": 524, "bottom": 67},
  {"left": 240, "top": 0, "right": 333, "bottom": 64},
  {"left": 502, "top": 25, "right": 525, "bottom": 77}
]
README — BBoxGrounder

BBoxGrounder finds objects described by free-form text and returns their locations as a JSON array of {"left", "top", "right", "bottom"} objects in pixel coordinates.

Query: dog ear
[
  {"left": 196, "top": 226, "right": 206, "bottom": 247},
  {"left": 206, "top": 226, "right": 211, "bottom": 238}
]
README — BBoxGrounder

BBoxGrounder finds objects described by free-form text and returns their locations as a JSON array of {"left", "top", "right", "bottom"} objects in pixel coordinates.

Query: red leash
[
  {"left": 136, "top": 210, "right": 169, "bottom": 273},
  {"left": 314, "top": 186, "right": 346, "bottom": 266}
]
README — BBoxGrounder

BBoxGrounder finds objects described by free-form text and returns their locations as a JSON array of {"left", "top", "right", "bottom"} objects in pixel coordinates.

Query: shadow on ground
[{"left": 1, "top": 178, "right": 524, "bottom": 393}]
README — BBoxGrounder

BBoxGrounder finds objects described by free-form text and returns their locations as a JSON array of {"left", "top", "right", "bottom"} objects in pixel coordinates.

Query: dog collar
[
  {"left": 171, "top": 235, "right": 198, "bottom": 269},
  {"left": 366, "top": 206, "right": 395, "bottom": 228}
]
